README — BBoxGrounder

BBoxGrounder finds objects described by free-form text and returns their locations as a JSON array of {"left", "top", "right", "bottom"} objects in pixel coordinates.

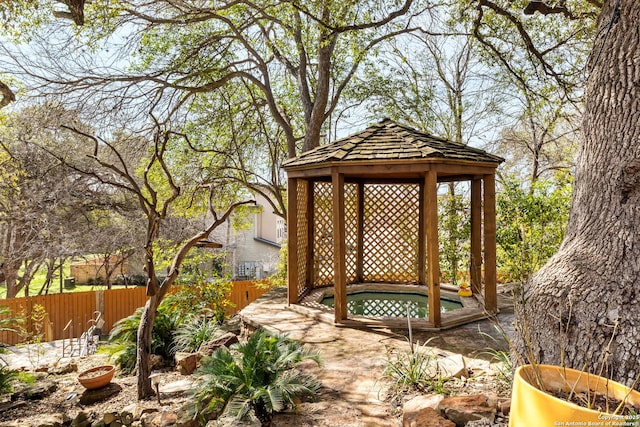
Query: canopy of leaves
[{"left": 496, "top": 171, "right": 572, "bottom": 283}]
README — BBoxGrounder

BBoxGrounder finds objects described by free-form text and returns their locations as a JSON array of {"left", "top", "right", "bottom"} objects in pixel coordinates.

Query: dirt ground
[
  {"left": 0, "top": 351, "right": 192, "bottom": 426},
  {"left": 0, "top": 344, "right": 509, "bottom": 427},
  {"left": 0, "top": 287, "right": 514, "bottom": 426}
]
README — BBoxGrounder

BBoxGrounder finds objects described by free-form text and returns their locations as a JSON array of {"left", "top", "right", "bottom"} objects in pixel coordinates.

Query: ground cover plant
[
  {"left": 384, "top": 336, "right": 449, "bottom": 402},
  {"left": 193, "top": 328, "right": 321, "bottom": 426}
]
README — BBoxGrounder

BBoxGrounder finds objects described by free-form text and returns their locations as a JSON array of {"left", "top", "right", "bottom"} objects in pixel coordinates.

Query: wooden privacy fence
[{"left": 0, "top": 281, "right": 271, "bottom": 346}]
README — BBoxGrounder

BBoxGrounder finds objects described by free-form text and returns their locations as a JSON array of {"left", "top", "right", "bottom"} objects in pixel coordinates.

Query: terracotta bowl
[{"left": 77, "top": 365, "right": 115, "bottom": 390}]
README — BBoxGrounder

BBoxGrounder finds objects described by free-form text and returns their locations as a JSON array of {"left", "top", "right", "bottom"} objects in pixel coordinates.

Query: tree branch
[
  {"left": 0, "top": 80, "right": 16, "bottom": 109},
  {"left": 292, "top": 0, "right": 414, "bottom": 34}
]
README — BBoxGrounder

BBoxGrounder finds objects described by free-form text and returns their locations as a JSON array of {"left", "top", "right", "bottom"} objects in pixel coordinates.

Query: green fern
[
  {"left": 193, "top": 329, "right": 321, "bottom": 425},
  {"left": 0, "top": 364, "right": 17, "bottom": 395}
]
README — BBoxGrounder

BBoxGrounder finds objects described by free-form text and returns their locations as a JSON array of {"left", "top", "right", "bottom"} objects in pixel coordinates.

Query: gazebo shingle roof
[{"left": 282, "top": 118, "right": 504, "bottom": 169}]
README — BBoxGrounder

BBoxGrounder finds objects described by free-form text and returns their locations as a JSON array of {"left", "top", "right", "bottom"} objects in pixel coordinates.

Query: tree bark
[
  {"left": 136, "top": 296, "right": 159, "bottom": 399},
  {"left": 515, "top": 0, "right": 640, "bottom": 388}
]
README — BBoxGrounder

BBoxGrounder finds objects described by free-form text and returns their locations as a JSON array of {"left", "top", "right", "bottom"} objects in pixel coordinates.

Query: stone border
[{"left": 289, "top": 283, "right": 488, "bottom": 331}]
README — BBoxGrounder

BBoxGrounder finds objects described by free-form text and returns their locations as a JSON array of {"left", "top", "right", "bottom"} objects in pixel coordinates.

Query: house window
[
  {"left": 276, "top": 218, "right": 286, "bottom": 243},
  {"left": 237, "top": 262, "right": 258, "bottom": 279}
]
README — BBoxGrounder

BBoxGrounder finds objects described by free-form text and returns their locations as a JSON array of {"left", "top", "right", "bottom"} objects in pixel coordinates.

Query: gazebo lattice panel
[
  {"left": 295, "top": 180, "right": 309, "bottom": 297},
  {"left": 313, "top": 181, "right": 334, "bottom": 287},
  {"left": 345, "top": 183, "right": 358, "bottom": 283},
  {"left": 362, "top": 184, "right": 420, "bottom": 283}
]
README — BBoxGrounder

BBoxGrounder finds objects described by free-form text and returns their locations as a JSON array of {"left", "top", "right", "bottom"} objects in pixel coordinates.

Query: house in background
[
  {"left": 219, "top": 193, "right": 285, "bottom": 280},
  {"left": 70, "top": 253, "right": 146, "bottom": 285},
  {"left": 70, "top": 256, "right": 130, "bottom": 284}
]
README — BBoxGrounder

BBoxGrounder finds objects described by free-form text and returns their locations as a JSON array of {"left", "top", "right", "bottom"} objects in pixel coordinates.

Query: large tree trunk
[
  {"left": 136, "top": 271, "right": 178, "bottom": 399},
  {"left": 136, "top": 295, "right": 159, "bottom": 399},
  {"left": 515, "top": 1, "right": 640, "bottom": 389}
]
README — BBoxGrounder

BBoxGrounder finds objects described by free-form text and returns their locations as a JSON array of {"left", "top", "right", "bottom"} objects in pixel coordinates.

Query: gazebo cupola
[{"left": 283, "top": 119, "right": 503, "bottom": 328}]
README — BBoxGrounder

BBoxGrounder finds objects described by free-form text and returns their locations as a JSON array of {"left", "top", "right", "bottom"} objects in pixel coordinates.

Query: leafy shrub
[
  {"left": 0, "top": 306, "right": 22, "bottom": 335},
  {"left": 15, "top": 371, "right": 36, "bottom": 385},
  {"left": 14, "top": 304, "right": 48, "bottom": 369},
  {"left": 268, "top": 243, "right": 287, "bottom": 288},
  {"left": 438, "top": 189, "right": 470, "bottom": 287},
  {"left": 115, "top": 344, "right": 138, "bottom": 375},
  {"left": 108, "top": 278, "right": 233, "bottom": 372},
  {"left": 172, "top": 315, "right": 220, "bottom": 353},
  {"left": 0, "top": 362, "right": 17, "bottom": 395},
  {"left": 162, "top": 279, "right": 233, "bottom": 325},
  {"left": 109, "top": 308, "right": 144, "bottom": 344},
  {"left": 128, "top": 274, "right": 147, "bottom": 287},
  {"left": 97, "top": 343, "right": 137, "bottom": 375},
  {"left": 496, "top": 172, "right": 571, "bottom": 283},
  {"left": 109, "top": 306, "right": 179, "bottom": 364},
  {"left": 194, "top": 329, "right": 321, "bottom": 425}
]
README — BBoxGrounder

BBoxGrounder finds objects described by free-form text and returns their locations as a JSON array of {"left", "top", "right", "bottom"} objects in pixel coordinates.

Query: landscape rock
[
  {"left": 51, "top": 361, "right": 78, "bottom": 375},
  {"left": 120, "top": 410, "right": 135, "bottom": 426},
  {"left": 438, "top": 394, "right": 498, "bottom": 427},
  {"left": 139, "top": 411, "right": 160, "bottom": 427},
  {"left": 121, "top": 403, "right": 158, "bottom": 421},
  {"left": 198, "top": 332, "right": 239, "bottom": 357},
  {"left": 403, "top": 394, "right": 446, "bottom": 427},
  {"left": 206, "top": 416, "right": 260, "bottom": 427},
  {"left": 79, "top": 383, "right": 122, "bottom": 405},
  {"left": 464, "top": 419, "right": 492, "bottom": 426},
  {"left": 404, "top": 407, "right": 455, "bottom": 427},
  {"left": 149, "top": 355, "right": 165, "bottom": 370},
  {"left": 103, "top": 411, "right": 119, "bottom": 425},
  {"left": 70, "top": 411, "right": 91, "bottom": 427},
  {"left": 498, "top": 398, "right": 511, "bottom": 416},
  {"left": 437, "top": 354, "right": 467, "bottom": 379},
  {"left": 15, "top": 380, "right": 58, "bottom": 400},
  {"left": 174, "top": 352, "right": 198, "bottom": 375},
  {"left": 34, "top": 413, "right": 65, "bottom": 427},
  {"left": 159, "top": 411, "right": 177, "bottom": 427},
  {"left": 175, "top": 403, "right": 200, "bottom": 427}
]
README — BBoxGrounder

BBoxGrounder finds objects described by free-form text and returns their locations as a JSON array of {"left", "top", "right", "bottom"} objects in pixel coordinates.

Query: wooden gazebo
[{"left": 283, "top": 119, "right": 503, "bottom": 328}]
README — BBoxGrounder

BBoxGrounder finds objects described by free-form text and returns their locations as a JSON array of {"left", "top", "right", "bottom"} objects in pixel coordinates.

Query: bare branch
[{"left": 292, "top": 0, "right": 414, "bottom": 34}]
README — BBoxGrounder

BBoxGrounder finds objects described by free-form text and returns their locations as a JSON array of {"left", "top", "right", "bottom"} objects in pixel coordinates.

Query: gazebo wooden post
[
  {"left": 418, "top": 180, "right": 426, "bottom": 286},
  {"left": 287, "top": 178, "right": 299, "bottom": 305},
  {"left": 425, "top": 170, "right": 441, "bottom": 327},
  {"left": 356, "top": 182, "right": 365, "bottom": 282},
  {"left": 332, "top": 170, "right": 347, "bottom": 322},
  {"left": 470, "top": 177, "right": 483, "bottom": 295},
  {"left": 483, "top": 174, "right": 498, "bottom": 313}
]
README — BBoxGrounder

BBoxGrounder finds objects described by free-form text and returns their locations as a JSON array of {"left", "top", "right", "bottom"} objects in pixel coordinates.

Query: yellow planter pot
[{"left": 509, "top": 364, "right": 640, "bottom": 427}]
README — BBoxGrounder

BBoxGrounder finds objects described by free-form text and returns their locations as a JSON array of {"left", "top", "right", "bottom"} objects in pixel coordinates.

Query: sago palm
[{"left": 194, "top": 328, "right": 321, "bottom": 426}]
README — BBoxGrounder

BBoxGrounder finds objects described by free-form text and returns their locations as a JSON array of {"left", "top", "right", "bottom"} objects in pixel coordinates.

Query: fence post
[{"left": 95, "top": 290, "right": 105, "bottom": 316}]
